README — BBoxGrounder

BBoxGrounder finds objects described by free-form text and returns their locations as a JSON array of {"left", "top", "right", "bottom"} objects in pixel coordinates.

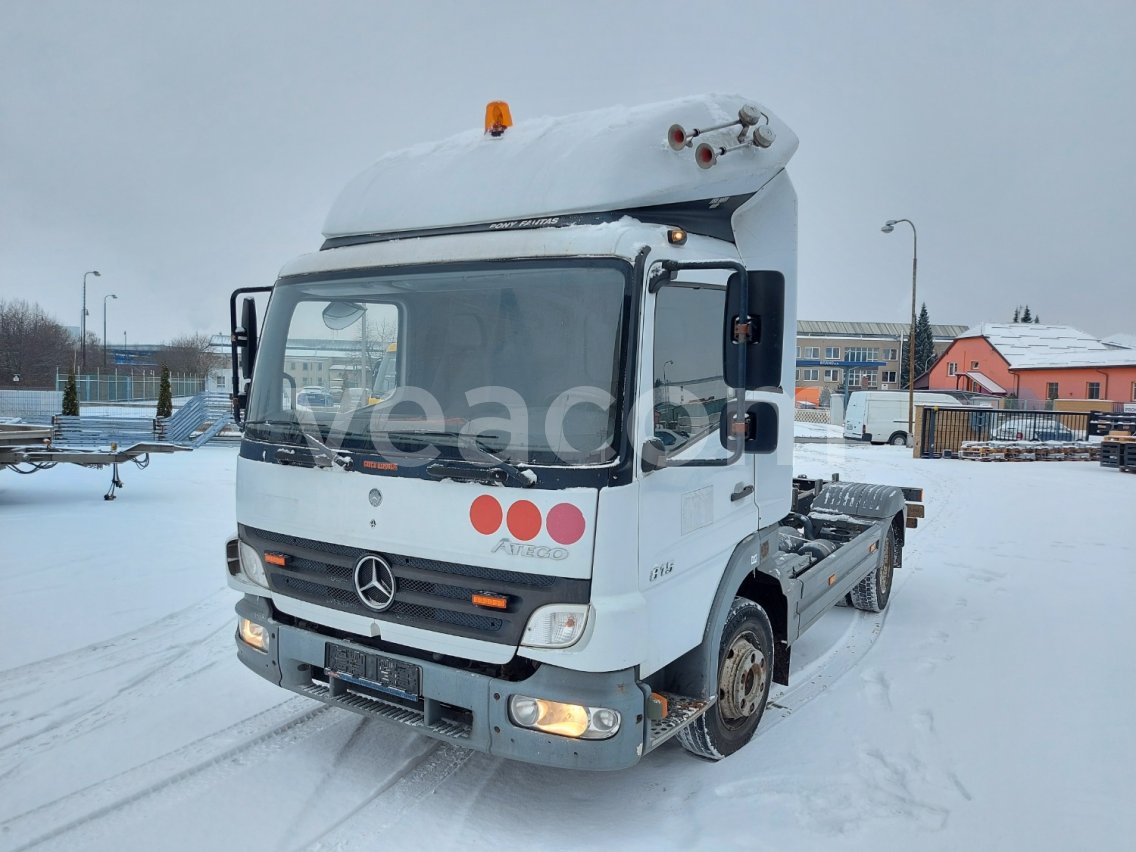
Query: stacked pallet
[
  {"left": 1100, "top": 432, "right": 1136, "bottom": 473},
  {"left": 958, "top": 441, "right": 1099, "bottom": 462}
]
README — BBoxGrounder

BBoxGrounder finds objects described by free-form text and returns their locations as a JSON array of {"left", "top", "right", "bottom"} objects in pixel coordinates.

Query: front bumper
[{"left": 235, "top": 595, "right": 648, "bottom": 770}]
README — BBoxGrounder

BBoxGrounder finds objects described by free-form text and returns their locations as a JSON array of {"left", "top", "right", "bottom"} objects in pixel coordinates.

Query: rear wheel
[
  {"left": 888, "top": 431, "right": 908, "bottom": 446},
  {"left": 677, "top": 598, "right": 774, "bottom": 760},
  {"left": 849, "top": 526, "right": 898, "bottom": 612}
]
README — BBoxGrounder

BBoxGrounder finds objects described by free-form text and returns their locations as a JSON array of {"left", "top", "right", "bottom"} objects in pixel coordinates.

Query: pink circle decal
[
  {"left": 546, "top": 503, "right": 586, "bottom": 545},
  {"left": 470, "top": 495, "right": 503, "bottom": 535}
]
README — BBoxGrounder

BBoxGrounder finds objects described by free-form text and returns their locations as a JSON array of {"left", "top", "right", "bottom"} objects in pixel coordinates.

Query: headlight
[
  {"left": 508, "top": 695, "right": 621, "bottom": 739},
  {"left": 238, "top": 541, "right": 270, "bottom": 588},
  {"left": 521, "top": 604, "right": 589, "bottom": 649}
]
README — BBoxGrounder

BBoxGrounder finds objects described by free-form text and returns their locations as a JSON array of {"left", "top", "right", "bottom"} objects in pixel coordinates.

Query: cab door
[{"left": 636, "top": 274, "right": 758, "bottom": 666}]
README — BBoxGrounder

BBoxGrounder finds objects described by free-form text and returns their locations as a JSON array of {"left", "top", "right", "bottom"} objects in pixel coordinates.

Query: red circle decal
[
  {"left": 470, "top": 495, "right": 503, "bottom": 535},
  {"left": 506, "top": 500, "right": 542, "bottom": 541},
  {"left": 547, "top": 503, "right": 586, "bottom": 545}
]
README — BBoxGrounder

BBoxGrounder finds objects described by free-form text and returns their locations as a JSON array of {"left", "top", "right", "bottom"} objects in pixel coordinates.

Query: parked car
[
  {"left": 296, "top": 389, "right": 333, "bottom": 408},
  {"left": 991, "top": 417, "right": 1075, "bottom": 442}
]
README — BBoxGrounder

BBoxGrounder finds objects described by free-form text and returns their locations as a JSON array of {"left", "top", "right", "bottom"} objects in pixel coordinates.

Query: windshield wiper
[
  {"left": 244, "top": 419, "right": 353, "bottom": 471},
  {"left": 384, "top": 430, "right": 537, "bottom": 488}
]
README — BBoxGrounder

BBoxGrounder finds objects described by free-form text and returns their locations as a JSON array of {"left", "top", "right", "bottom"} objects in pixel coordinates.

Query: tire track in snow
[{"left": 0, "top": 698, "right": 334, "bottom": 851}]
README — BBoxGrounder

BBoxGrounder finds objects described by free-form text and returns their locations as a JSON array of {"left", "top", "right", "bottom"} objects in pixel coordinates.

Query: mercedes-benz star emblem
[{"left": 353, "top": 554, "right": 396, "bottom": 612}]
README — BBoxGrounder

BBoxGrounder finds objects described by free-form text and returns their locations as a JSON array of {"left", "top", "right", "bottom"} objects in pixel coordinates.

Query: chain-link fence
[
  {"left": 0, "top": 390, "right": 63, "bottom": 420},
  {"left": 53, "top": 370, "right": 204, "bottom": 402}
]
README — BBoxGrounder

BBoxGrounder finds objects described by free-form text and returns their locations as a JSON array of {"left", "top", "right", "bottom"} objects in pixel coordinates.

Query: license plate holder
[{"left": 325, "top": 644, "right": 421, "bottom": 701}]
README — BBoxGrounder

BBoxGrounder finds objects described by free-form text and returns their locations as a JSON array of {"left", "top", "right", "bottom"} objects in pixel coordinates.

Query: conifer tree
[
  {"left": 1012, "top": 306, "right": 1020, "bottom": 323},
  {"left": 1021, "top": 305, "right": 1032, "bottom": 323},
  {"left": 156, "top": 366, "right": 173, "bottom": 417},
  {"left": 62, "top": 369, "right": 79, "bottom": 415},
  {"left": 915, "top": 303, "right": 936, "bottom": 377}
]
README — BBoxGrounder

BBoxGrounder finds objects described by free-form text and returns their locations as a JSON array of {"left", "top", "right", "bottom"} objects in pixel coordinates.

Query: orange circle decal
[
  {"left": 470, "top": 495, "right": 503, "bottom": 535},
  {"left": 506, "top": 500, "right": 542, "bottom": 541}
]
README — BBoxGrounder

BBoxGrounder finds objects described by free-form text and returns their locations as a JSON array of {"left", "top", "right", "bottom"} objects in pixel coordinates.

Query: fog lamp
[
  {"left": 508, "top": 695, "right": 621, "bottom": 740},
  {"left": 238, "top": 618, "right": 269, "bottom": 652}
]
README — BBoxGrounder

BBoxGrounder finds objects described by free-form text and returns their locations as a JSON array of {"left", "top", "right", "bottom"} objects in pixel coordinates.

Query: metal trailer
[{"left": 1, "top": 423, "right": 187, "bottom": 499}]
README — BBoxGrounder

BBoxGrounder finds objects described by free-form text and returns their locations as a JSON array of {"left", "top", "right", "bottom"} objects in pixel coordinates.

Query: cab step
[{"left": 646, "top": 692, "right": 715, "bottom": 752}]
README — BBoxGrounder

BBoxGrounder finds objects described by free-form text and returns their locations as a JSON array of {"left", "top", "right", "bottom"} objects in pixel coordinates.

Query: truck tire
[
  {"left": 677, "top": 597, "right": 774, "bottom": 760},
  {"left": 848, "top": 526, "right": 898, "bottom": 612},
  {"left": 888, "top": 431, "right": 908, "bottom": 446}
]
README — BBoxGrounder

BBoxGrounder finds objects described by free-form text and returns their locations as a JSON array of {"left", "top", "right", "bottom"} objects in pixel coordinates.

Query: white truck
[{"left": 225, "top": 95, "right": 922, "bottom": 769}]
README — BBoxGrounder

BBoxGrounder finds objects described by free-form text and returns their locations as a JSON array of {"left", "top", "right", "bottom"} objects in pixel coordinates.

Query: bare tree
[
  {"left": 159, "top": 332, "right": 221, "bottom": 376},
  {"left": 0, "top": 299, "right": 77, "bottom": 387}
]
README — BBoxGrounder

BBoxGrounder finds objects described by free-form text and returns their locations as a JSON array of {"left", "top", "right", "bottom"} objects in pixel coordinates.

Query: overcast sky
[{"left": 2, "top": 1, "right": 1134, "bottom": 347}]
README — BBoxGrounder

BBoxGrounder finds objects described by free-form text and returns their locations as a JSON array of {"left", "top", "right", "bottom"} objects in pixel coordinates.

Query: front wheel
[{"left": 677, "top": 597, "right": 774, "bottom": 760}]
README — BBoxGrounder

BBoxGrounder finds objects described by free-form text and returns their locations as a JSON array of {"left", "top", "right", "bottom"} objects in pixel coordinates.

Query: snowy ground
[{"left": 1, "top": 443, "right": 1133, "bottom": 851}]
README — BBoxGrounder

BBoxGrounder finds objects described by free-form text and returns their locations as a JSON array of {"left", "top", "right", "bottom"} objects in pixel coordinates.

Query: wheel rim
[{"left": 718, "top": 630, "right": 768, "bottom": 726}]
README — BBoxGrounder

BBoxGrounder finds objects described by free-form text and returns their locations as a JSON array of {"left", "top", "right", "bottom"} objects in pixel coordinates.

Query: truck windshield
[{"left": 245, "top": 260, "right": 631, "bottom": 467}]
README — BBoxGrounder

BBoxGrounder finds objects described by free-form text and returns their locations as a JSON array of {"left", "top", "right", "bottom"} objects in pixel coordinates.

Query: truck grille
[{"left": 239, "top": 525, "right": 589, "bottom": 645}]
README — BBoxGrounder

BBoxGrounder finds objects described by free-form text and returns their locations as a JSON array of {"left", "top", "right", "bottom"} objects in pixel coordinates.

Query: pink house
[{"left": 927, "top": 324, "right": 1136, "bottom": 404}]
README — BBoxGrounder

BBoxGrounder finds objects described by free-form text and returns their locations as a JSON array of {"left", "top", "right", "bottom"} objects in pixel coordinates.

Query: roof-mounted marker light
[{"left": 485, "top": 100, "right": 513, "bottom": 137}]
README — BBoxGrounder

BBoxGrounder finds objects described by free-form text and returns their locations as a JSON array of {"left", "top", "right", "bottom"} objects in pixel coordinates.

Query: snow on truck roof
[{"left": 322, "top": 94, "right": 798, "bottom": 241}]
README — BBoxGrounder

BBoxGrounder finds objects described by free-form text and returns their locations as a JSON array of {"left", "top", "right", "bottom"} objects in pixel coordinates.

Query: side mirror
[
  {"left": 720, "top": 401, "right": 779, "bottom": 454},
  {"left": 641, "top": 437, "right": 667, "bottom": 473},
  {"left": 228, "top": 286, "right": 273, "bottom": 426},
  {"left": 238, "top": 297, "right": 259, "bottom": 380},
  {"left": 723, "top": 270, "right": 785, "bottom": 390}
]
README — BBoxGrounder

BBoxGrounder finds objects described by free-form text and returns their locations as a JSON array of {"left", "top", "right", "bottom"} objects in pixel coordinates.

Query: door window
[{"left": 653, "top": 285, "right": 730, "bottom": 455}]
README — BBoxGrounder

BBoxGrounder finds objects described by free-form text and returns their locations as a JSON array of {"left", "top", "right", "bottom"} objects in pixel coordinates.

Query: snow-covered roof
[
  {"left": 1012, "top": 348, "right": 1136, "bottom": 370},
  {"left": 798, "top": 320, "right": 968, "bottom": 339},
  {"left": 323, "top": 94, "right": 798, "bottom": 239},
  {"left": 961, "top": 370, "right": 1007, "bottom": 394},
  {"left": 1103, "top": 333, "right": 1136, "bottom": 349},
  {"left": 958, "top": 323, "right": 1110, "bottom": 367}
]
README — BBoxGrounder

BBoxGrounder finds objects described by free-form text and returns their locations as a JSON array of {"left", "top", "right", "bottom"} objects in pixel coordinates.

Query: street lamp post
[
  {"left": 103, "top": 294, "right": 117, "bottom": 367},
  {"left": 81, "top": 270, "right": 101, "bottom": 372},
  {"left": 881, "top": 219, "right": 917, "bottom": 445}
]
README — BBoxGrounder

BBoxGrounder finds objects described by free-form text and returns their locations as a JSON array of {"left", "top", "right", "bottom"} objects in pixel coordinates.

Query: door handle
[{"left": 731, "top": 483, "right": 754, "bottom": 502}]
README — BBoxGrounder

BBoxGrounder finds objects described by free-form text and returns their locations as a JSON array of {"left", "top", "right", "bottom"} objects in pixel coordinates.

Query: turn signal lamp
[
  {"left": 485, "top": 100, "right": 513, "bottom": 136},
  {"left": 264, "top": 552, "right": 289, "bottom": 567},
  {"left": 508, "top": 695, "right": 621, "bottom": 739},
  {"left": 238, "top": 618, "right": 269, "bottom": 652},
  {"left": 472, "top": 592, "right": 509, "bottom": 610},
  {"left": 667, "top": 228, "right": 687, "bottom": 245},
  {"left": 521, "top": 604, "right": 589, "bottom": 648}
]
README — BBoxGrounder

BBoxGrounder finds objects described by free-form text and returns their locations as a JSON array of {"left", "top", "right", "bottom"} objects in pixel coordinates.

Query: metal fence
[
  {"left": 919, "top": 407, "right": 1092, "bottom": 458},
  {"left": 794, "top": 407, "right": 833, "bottom": 424},
  {"left": 0, "top": 389, "right": 63, "bottom": 420},
  {"left": 53, "top": 369, "right": 205, "bottom": 402}
]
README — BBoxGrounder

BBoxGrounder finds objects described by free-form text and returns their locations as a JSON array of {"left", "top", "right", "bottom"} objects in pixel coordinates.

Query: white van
[{"left": 843, "top": 390, "right": 959, "bottom": 445}]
